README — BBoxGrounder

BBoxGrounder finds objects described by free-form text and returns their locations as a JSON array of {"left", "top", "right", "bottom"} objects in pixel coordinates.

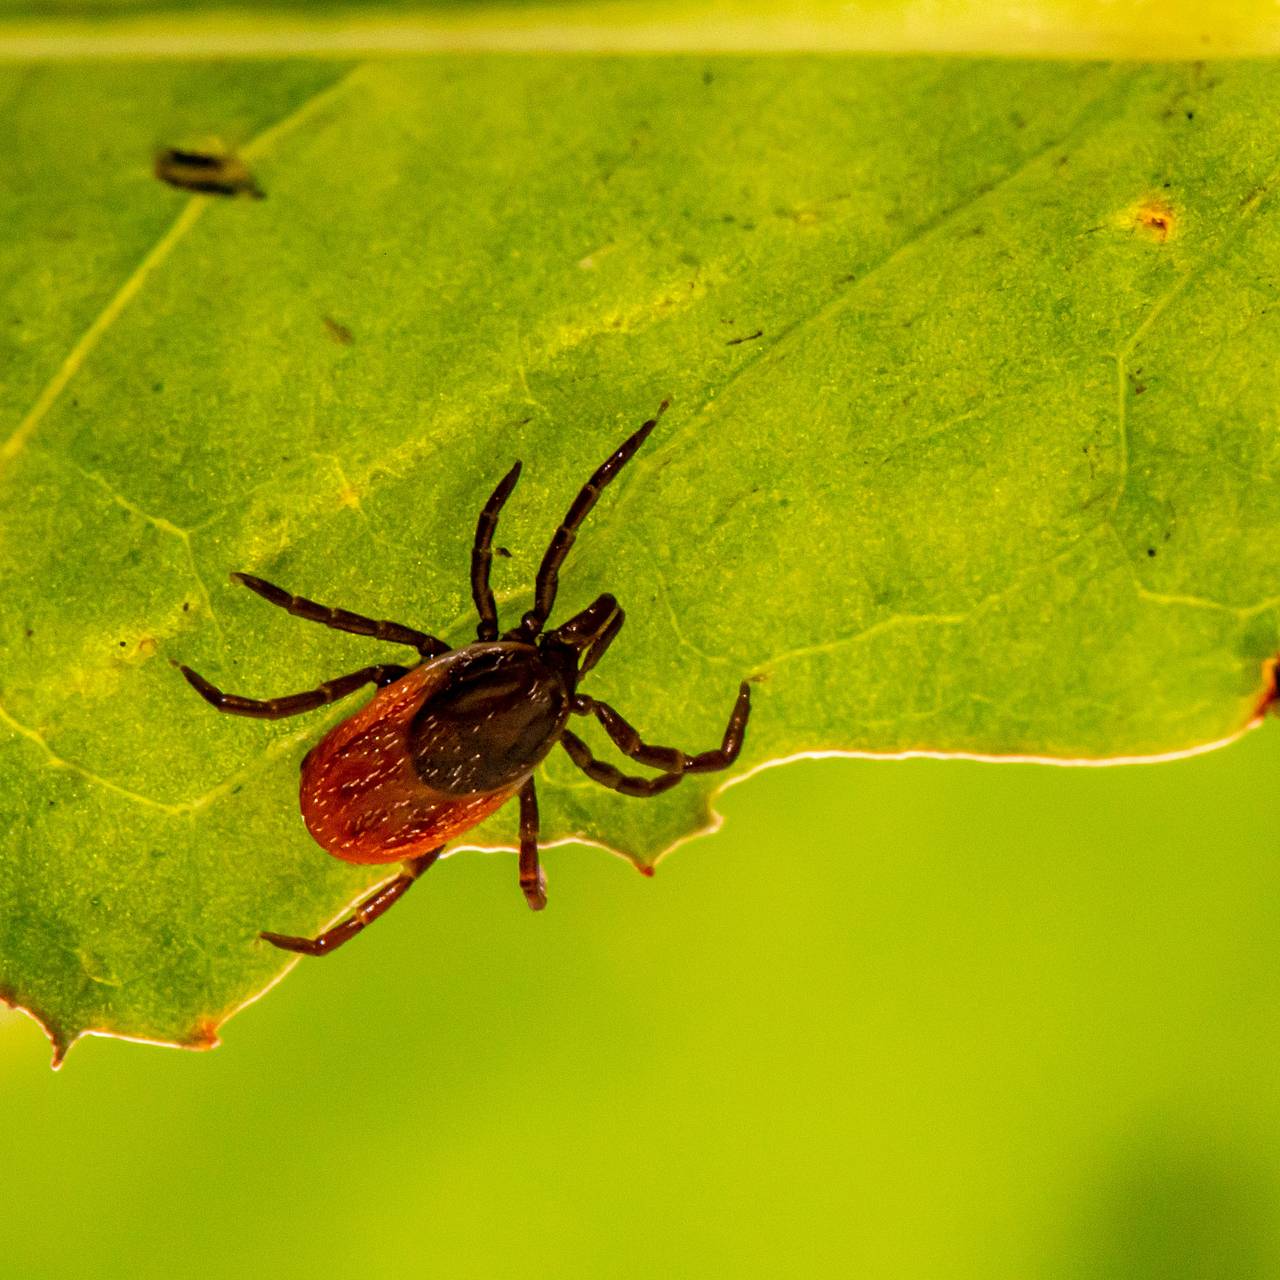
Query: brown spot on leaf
[
  {"left": 322, "top": 315, "right": 353, "bottom": 346},
  {"left": 1131, "top": 196, "right": 1177, "bottom": 243},
  {"left": 118, "top": 635, "right": 157, "bottom": 662}
]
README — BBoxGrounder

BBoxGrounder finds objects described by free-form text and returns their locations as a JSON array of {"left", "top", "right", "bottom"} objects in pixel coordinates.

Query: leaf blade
[{"left": 3, "top": 55, "right": 1277, "bottom": 1057}]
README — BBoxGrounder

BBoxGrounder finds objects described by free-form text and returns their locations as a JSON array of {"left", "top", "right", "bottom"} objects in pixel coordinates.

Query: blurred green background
[{"left": 5, "top": 732, "right": 1280, "bottom": 1278}]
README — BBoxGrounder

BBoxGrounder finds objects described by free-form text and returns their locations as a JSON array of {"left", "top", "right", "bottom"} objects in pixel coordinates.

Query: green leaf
[{"left": 3, "top": 54, "right": 1278, "bottom": 1062}]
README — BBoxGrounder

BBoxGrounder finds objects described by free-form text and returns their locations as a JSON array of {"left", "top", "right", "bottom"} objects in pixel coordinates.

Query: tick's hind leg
[
  {"left": 574, "top": 682, "right": 751, "bottom": 776},
  {"left": 560, "top": 731, "right": 684, "bottom": 797},
  {"left": 518, "top": 778, "right": 547, "bottom": 911},
  {"left": 179, "top": 662, "right": 409, "bottom": 719},
  {"left": 261, "top": 847, "right": 443, "bottom": 957},
  {"left": 233, "top": 572, "right": 449, "bottom": 657}
]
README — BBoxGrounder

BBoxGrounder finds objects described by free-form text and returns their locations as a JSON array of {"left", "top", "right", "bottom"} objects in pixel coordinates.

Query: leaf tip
[
  {"left": 188, "top": 1018, "right": 222, "bottom": 1052},
  {"left": 0, "top": 984, "right": 78, "bottom": 1071},
  {"left": 49, "top": 1032, "right": 75, "bottom": 1072}
]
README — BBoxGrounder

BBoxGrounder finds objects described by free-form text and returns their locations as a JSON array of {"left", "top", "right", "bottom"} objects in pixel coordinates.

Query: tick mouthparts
[{"left": 555, "top": 592, "right": 620, "bottom": 650}]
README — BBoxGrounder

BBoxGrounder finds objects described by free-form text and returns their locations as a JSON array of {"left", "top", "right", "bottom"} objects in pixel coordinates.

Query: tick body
[
  {"left": 181, "top": 402, "right": 751, "bottom": 956},
  {"left": 300, "top": 643, "right": 569, "bottom": 864}
]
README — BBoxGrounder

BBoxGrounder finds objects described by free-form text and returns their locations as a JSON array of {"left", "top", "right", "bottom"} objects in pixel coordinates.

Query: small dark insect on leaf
[{"left": 154, "top": 147, "right": 264, "bottom": 199}]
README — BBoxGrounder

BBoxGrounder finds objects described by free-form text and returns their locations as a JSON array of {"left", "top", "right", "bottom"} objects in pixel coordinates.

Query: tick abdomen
[{"left": 300, "top": 644, "right": 568, "bottom": 865}]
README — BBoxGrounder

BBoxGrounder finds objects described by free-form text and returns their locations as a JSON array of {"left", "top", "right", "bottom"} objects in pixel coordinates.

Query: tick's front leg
[{"left": 180, "top": 663, "right": 410, "bottom": 720}]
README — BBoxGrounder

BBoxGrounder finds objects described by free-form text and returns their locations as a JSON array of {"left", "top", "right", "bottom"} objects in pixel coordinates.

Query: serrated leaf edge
[{"left": 14, "top": 662, "right": 1271, "bottom": 1070}]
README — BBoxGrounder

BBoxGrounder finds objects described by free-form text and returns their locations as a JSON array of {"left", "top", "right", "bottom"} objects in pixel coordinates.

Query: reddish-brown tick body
[
  {"left": 180, "top": 402, "right": 751, "bottom": 956},
  {"left": 301, "top": 643, "right": 569, "bottom": 865}
]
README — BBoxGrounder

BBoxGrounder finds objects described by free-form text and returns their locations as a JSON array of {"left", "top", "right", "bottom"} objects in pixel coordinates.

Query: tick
[{"left": 180, "top": 403, "right": 751, "bottom": 956}]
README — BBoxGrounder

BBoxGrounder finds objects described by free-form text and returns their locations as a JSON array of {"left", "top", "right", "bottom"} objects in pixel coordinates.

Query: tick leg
[
  {"left": 574, "top": 682, "right": 751, "bottom": 775},
  {"left": 261, "top": 847, "right": 443, "bottom": 957},
  {"left": 233, "top": 572, "right": 449, "bottom": 658},
  {"left": 471, "top": 460, "right": 522, "bottom": 641},
  {"left": 561, "top": 730, "right": 684, "bottom": 798},
  {"left": 517, "top": 401, "right": 667, "bottom": 639},
  {"left": 179, "top": 662, "right": 409, "bottom": 719},
  {"left": 518, "top": 778, "right": 547, "bottom": 911}
]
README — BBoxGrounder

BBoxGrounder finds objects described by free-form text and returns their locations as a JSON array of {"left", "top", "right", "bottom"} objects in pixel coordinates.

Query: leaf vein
[{"left": 0, "top": 696, "right": 186, "bottom": 814}]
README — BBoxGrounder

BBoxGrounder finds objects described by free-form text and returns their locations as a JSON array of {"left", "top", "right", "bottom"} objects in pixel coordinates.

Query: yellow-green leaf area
[{"left": 2, "top": 55, "right": 1278, "bottom": 1058}]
